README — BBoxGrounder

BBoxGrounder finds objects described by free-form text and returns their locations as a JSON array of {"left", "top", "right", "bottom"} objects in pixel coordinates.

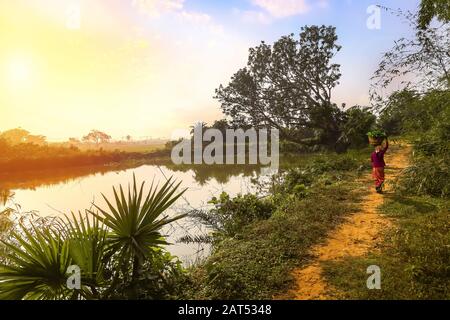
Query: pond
[
  {"left": 0, "top": 162, "right": 266, "bottom": 265},
  {"left": 0, "top": 153, "right": 314, "bottom": 264}
]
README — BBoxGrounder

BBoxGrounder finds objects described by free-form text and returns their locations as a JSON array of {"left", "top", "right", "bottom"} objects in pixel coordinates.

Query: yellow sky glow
[{"left": 0, "top": 0, "right": 242, "bottom": 140}]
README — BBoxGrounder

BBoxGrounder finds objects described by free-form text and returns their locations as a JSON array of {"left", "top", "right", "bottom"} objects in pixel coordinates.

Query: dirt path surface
[{"left": 284, "top": 142, "right": 411, "bottom": 300}]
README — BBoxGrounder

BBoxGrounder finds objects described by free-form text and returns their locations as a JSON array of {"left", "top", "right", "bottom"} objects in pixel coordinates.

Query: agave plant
[{"left": 88, "top": 175, "right": 187, "bottom": 281}]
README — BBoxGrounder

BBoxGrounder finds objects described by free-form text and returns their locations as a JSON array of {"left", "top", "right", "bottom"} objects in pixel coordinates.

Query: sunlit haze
[{"left": 1, "top": 0, "right": 419, "bottom": 140}]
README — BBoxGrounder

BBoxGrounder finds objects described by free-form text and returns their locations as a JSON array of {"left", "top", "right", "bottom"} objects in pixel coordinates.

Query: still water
[{"left": 1, "top": 163, "right": 263, "bottom": 264}]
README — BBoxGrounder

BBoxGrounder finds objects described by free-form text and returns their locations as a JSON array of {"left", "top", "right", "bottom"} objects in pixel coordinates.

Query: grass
[
  {"left": 0, "top": 140, "right": 170, "bottom": 173},
  {"left": 186, "top": 148, "right": 370, "bottom": 299},
  {"left": 321, "top": 195, "right": 450, "bottom": 299},
  {"left": 73, "top": 143, "right": 166, "bottom": 153}
]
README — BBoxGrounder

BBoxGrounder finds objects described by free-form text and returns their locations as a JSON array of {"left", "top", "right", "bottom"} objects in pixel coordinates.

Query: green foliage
[
  {"left": 378, "top": 90, "right": 418, "bottom": 135},
  {"left": 418, "top": 0, "right": 450, "bottom": 29},
  {"left": 339, "top": 106, "right": 376, "bottom": 148},
  {"left": 103, "top": 250, "right": 189, "bottom": 300},
  {"left": 63, "top": 212, "right": 109, "bottom": 297},
  {"left": 0, "top": 224, "right": 72, "bottom": 300},
  {"left": 379, "top": 90, "right": 449, "bottom": 136},
  {"left": 192, "top": 192, "right": 275, "bottom": 239},
  {"left": 88, "top": 175, "right": 187, "bottom": 266},
  {"left": 309, "top": 152, "right": 368, "bottom": 172},
  {"left": 398, "top": 156, "right": 450, "bottom": 197},
  {"left": 367, "top": 130, "right": 386, "bottom": 139},
  {"left": 272, "top": 150, "right": 369, "bottom": 211},
  {"left": 0, "top": 176, "right": 188, "bottom": 300},
  {"left": 381, "top": 89, "right": 450, "bottom": 198}
]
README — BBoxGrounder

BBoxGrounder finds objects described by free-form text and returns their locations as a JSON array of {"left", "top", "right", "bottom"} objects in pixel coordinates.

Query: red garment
[
  {"left": 372, "top": 167, "right": 385, "bottom": 188},
  {"left": 371, "top": 141, "right": 389, "bottom": 168}
]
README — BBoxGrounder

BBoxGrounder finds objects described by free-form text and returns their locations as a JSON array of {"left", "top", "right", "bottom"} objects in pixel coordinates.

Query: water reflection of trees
[
  {"left": 0, "top": 152, "right": 315, "bottom": 196},
  {"left": 0, "top": 160, "right": 148, "bottom": 195},
  {"left": 163, "top": 163, "right": 263, "bottom": 185},
  {"left": 0, "top": 158, "right": 264, "bottom": 195}
]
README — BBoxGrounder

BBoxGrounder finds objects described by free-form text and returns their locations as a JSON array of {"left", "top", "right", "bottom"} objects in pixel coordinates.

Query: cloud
[
  {"left": 132, "top": 0, "right": 184, "bottom": 18},
  {"left": 132, "top": 0, "right": 221, "bottom": 33},
  {"left": 232, "top": 8, "right": 272, "bottom": 25},
  {"left": 178, "top": 10, "right": 211, "bottom": 25},
  {"left": 250, "top": 0, "right": 310, "bottom": 18}
]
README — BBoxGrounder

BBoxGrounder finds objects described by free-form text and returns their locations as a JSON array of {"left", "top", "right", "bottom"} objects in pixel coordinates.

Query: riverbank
[
  {"left": 185, "top": 147, "right": 373, "bottom": 299},
  {"left": 0, "top": 145, "right": 171, "bottom": 174}
]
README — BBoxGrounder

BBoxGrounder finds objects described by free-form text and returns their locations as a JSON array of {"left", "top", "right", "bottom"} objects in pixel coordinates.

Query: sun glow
[{"left": 6, "top": 56, "right": 32, "bottom": 88}]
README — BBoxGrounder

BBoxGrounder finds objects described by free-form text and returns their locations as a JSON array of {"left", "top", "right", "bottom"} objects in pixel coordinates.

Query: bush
[
  {"left": 194, "top": 192, "right": 275, "bottom": 239},
  {"left": 340, "top": 106, "right": 377, "bottom": 148},
  {"left": 398, "top": 155, "right": 450, "bottom": 198},
  {"left": 103, "top": 250, "right": 190, "bottom": 300}
]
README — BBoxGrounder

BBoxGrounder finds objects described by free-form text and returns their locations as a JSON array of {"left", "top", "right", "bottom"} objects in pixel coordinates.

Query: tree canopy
[
  {"left": 82, "top": 130, "right": 112, "bottom": 144},
  {"left": 215, "top": 25, "right": 343, "bottom": 146},
  {"left": 418, "top": 0, "right": 450, "bottom": 29},
  {"left": 0, "top": 128, "right": 47, "bottom": 145}
]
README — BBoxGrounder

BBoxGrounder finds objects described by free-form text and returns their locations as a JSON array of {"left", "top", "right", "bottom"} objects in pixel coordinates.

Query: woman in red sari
[{"left": 371, "top": 137, "right": 388, "bottom": 193}]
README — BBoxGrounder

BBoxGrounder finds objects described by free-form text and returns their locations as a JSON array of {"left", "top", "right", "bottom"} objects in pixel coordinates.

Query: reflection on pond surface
[
  {"left": 0, "top": 154, "right": 312, "bottom": 264},
  {"left": 0, "top": 161, "right": 265, "bottom": 264}
]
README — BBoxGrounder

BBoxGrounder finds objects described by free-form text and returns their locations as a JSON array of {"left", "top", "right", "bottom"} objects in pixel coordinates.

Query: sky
[{"left": 0, "top": 0, "right": 421, "bottom": 141}]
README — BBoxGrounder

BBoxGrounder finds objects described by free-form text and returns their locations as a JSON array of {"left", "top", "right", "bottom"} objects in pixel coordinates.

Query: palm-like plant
[
  {"left": 0, "top": 175, "right": 187, "bottom": 300},
  {"left": 63, "top": 212, "right": 108, "bottom": 299},
  {"left": 0, "top": 224, "right": 72, "bottom": 300},
  {"left": 88, "top": 175, "right": 187, "bottom": 281}
]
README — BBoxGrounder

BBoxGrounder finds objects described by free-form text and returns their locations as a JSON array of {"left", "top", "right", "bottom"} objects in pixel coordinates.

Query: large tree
[
  {"left": 418, "top": 0, "right": 450, "bottom": 29},
  {"left": 0, "top": 128, "right": 30, "bottom": 144},
  {"left": 82, "top": 130, "right": 112, "bottom": 144},
  {"left": 215, "top": 25, "right": 343, "bottom": 147}
]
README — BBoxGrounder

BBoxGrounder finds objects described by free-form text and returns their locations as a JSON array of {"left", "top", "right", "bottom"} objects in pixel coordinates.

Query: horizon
[{"left": 1, "top": 0, "right": 420, "bottom": 140}]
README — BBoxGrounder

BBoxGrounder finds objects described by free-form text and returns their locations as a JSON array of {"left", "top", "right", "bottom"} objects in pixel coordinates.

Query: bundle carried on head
[{"left": 367, "top": 130, "right": 386, "bottom": 146}]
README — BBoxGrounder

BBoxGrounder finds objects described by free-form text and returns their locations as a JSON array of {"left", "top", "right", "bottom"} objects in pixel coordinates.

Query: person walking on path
[{"left": 371, "top": 137, "right": 389, "bottom": 193}]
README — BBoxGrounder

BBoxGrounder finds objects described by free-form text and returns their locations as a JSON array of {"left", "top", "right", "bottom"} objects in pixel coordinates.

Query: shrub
[
  {"left": 340, "top": 106, "right": 377, "bottom": 148},
  {"left": 398, "top": 155, "right": 450, "bottom": 198},
  {"left": 193, "top": 192, "right": 275, "bottom": 239}
]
